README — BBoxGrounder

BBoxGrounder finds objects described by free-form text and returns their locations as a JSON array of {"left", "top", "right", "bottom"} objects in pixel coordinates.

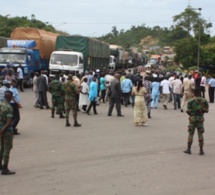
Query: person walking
[
  {"left": 143, "top": 76, "right": 152, "bottom": 118},
  {"left": 184, "top": 89, "right": 209, "bottom": 155},
  {"left": 151, "top": 77, "right": 160, "bottom": 109},
  {"left": 10, "top": 79, "right": 21, "bottom": 135},
  {"left": 208, "top": 75, "right": 215, "bottom": 103},
  {"left": 132, "top": 80, "right": 148, "bottom": 126},
  {"left": 200, "top": 73, "right": 206, "bottom": 98},
  {"left": 0, "top": 90, "right": 15, "bottom": 175},
  {"left": 65, "top": 74, "right": 81, "bottom": 127},
  {"left": 181, "top": 75, "right": 194, "bottom": 112},
  {"left": 98, "top": 72, "right": 106, "bottom": 103},
  {"left": 160, "top": 76, "right": 170, "bottom": 110},
  {"left": 107, "top": 73, "right": 124, "bottom": 117},
  {"left": 121, "top": 75, "right": 133, "bottom": 107},
  {"left": 86, "top": 77, "right": 98, "bottom": 115},
  {"left": 172, "top": 75, "right": 183, "bottom": 110},
  {"left": 48, "top": 75, "right": 65, "bottom": 119},
  {"left": 79, "top": 78, "right": 90, "bottom": 112},
  {"left": 16, "top": 64, "right": 24, "bottom": 92},
  {"left": 33, "top": 72, "right": 39, "bottom": 108},
  {"left": 37, "top": 72, "right": 50, "bottom": 109}
]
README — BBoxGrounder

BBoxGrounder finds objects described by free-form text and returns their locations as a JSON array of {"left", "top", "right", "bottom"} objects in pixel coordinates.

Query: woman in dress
[
  {"left": 132, "top": 80, "right": 148, "bottom": 126},
  {"left": 79, "top": 77, "right": 90, "bottom": 112}
]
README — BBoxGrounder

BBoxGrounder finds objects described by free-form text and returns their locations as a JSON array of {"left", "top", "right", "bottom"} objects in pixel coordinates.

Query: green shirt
[{"left": 0, "top": 102, "right": 13, "bottom": 131}]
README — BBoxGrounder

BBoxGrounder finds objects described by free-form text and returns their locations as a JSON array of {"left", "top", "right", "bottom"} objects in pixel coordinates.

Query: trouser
[
  {"left": 65, "top": 98, "right": 77, "bottom": 121},
  {"left": 187, "top": 116, "right": 204, "bottom": 146},
  {"left": 99, "top": 89, "right": 106, "bottom": 102},
  {"left": 75, "top": 94, "right": 80, "bottom": 111},
  {"left": 38, "top": 91, "right": 49, "bottom": 108},
  {"left": 173, "top": 93, "right": 181, "bottom": 109},
  {"left": 151, "top": 94, "right": 160, "bottom": 108},
  {"left": 34, "top": 92, "right": 39, "bottom": 106},
  {"left": 200, "top": 86, "right": 205, "bottom": 98},
  {"left": 0, "top": 130, "right": 13, "bottom": 166},
  {"left": 17, "top": 79, "right": 23, "bottom": 91},
  {"left": 10, "top": 103, "right": 20, "bottom": 130},
  {"left": 209, "top": 86, "right": 215, "bottom": 103},
  {"left": 181, "top": 91, "right": 192, "bottom": 110},
  {"left": 169, "top": 88, "right": 173, "bottom": 101},
  {"left": 52, "top": 96, "right": 64, "bottom": 113},
  {"left": 123, "top": 92, "right": 131, "bottom": 106},
  {"left": 162, "top": 94, "right": 170, "bottom": 106},
  {"left": 108, "top": 97, "right": 121, "bottom": 115},
  {"left": 87, "top": 100, "right": 97, "bottom": 114}
]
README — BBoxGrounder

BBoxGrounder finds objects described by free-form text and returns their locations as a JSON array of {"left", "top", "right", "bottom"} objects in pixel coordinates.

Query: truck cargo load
[
  {"left": 10, "top": 27, "right": 59, "bottom": 60},
  {"left": 110, "top": 45, "right": 125, "bottom": 69}
]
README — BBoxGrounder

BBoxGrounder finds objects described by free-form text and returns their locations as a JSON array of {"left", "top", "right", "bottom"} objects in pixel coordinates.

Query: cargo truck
[
  {"left": 0, "top": 27, "right": 58, "bottom": 84},
  {"left": 109, "top": 45, "right": 125, "bottom": 69},
  {"left": 49, "top": 36, "right": 110, "bottom": 75}
]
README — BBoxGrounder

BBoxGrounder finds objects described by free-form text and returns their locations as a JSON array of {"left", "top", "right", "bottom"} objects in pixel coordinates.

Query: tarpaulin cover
[
  {"left": 56, "top": 36, "right": 110, "bottom": 59},
  {"left": 10, "top": 27, "right": 59, "bottom": 60}
]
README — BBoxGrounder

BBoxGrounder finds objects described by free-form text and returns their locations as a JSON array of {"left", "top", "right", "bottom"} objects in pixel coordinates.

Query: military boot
[
  {"left": 183, "top": 143, "right": 192, "bottom": 154},
  {"left": 74, "top": 120, "right": 81, "bottom": 127},
  {"left": 1, "top": 165, "right": 15, "bottom": 175},
  {"left": 65, "top": 119, "right": 71, "bottom": 127},
  {"left": 199, "top": 145, "right": 204, "bottom": 155},
  {"left": 59, "top": 112, "right": 65, "bottom": 119}
]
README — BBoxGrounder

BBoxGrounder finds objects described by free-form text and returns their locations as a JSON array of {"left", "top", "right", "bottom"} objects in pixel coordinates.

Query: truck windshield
[
  {"left": 0, "top": 53, "right": 25, "bottom": 64},
  {"left": 51, "top": 54, "right": 78, "bottom": 66}
]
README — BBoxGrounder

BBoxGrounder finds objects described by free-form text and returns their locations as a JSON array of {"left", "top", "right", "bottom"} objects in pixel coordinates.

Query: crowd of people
[{"left": 0, "top": 65, "right": 212, "bottom": 175}]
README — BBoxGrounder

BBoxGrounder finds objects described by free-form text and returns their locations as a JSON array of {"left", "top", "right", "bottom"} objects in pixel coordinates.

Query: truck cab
[
  {"left": 0, "top": 40, "right": 42, "bottom": 85},
  {"left": 109, "top": 55, "right": 116, "bottom": 70},
  {"left": 49, "top": 51, "right": 84, "bottom": 75}
]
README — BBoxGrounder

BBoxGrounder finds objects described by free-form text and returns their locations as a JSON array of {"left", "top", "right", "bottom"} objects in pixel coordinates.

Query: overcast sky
[{"left": 1, "top": 0, "right": 214, "bottom": 37}]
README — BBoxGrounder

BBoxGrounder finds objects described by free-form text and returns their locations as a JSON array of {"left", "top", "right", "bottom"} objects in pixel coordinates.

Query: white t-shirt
[
  {"left": 172, "top": 79, "right": 182, "bottom": 94},
  {"left": 160, "top": 79, "right": 170, "bottom": 94},
  {"left": 17, "top": 67, "right": 23, "bottom": 79}
]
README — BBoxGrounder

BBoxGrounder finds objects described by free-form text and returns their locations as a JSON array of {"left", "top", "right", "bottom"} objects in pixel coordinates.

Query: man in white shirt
[
  {"left": 200, "top": 73, "right": 206, "bottom": 98},
  {"left": 172, "top": 75, "right": 182, "bottom": 110},
  {"left": 160, "top": 77, "right": 170, "bottom": 109},
  {"left": 168, "top": 73, "right": 175, "bottom": 102},
  {"left": 17, "top": 64, "right": 24, "bottom": 92}
]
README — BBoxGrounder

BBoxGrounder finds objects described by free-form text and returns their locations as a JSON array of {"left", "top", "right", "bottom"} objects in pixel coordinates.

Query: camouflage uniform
[
  {"left": 65, "top": 79, "right": 81, "bottom": 127},
  {"left": 48, "top": 79, "right": 65, "bottom": 117},
  {"left": 185, "top": 96, "right": 209, "bottom": 154},
  {"left": 0, "top": 102, "right": 13, "bottom": 167}
]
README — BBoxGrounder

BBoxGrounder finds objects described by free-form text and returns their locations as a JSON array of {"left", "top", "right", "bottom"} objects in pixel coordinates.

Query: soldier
[
  {"left": 0, "top": 90, "right": 15, "bottom": 175},
  {"left": 65, "top": 74, "right": 81, "bottom": 127},
  {"left": 48, "top": 75, "right": 65, "bottom": 118},
  {"left": 184, "top": 88, "right": 209, "bottom": 155}
]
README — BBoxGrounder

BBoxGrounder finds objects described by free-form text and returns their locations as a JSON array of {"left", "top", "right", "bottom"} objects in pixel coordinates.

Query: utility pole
[{"left": 197, "top": 8, "right": 202, "bottom": 70}]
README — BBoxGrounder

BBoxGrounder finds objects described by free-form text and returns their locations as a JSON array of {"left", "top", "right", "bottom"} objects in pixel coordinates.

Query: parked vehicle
[
  {"left": 50, "top": 36, "right": 110, "bottom": 75},
  {"left": 150, "top": 54, "right": 161, "bottom": 65},
  {"left": 109, "top": 45, "right": 125, "bottom": 69},
  {"left": 0, "top": 27, "right": 58, "bottom": 84}
]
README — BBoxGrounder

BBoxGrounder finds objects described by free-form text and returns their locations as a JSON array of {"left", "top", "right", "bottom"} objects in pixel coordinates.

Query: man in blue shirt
[
  {"left": 10, "top": 79, "right": 21, "bottom": 135},
  {"left": 121, "top": 75, "right": 133, "bottom": 107}
]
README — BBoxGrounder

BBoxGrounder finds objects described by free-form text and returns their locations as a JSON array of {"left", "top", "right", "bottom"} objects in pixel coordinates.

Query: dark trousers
[
  {"left": 38, "top": 91, "right": 49, "bottom": 108},
  {"left": 17, "top": 79, "right": 23, "bottom": 91},
  {"left": 173, "top": 94, "right": 181, "bottom": 109},
  {"left": 108, "top": 97, "right": 121, "bottom": 115},
  {"left": 200, "top": 86, "right": 205, "bottom": 98},
  {"left": 209, "top": 87, "right": 215, "bottom": 103},
  {"left": 10, "top": 103, "right": 20, "bottom": 131},
  {"left": 86, "top": 100, "right": 97, "bottom": 114},
  {"left": 123, "top": 92, "right": 130, "bottom": 106}
]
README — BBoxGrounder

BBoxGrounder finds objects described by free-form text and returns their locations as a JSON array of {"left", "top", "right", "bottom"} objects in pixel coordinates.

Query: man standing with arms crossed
[{"left": 0, "top": 90, "right": 15, "bottom": 175}]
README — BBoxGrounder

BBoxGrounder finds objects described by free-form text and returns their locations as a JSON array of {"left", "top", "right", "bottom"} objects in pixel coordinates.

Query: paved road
[{"left": 0, "top": 89, "right": 215, "bottom": 195}]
